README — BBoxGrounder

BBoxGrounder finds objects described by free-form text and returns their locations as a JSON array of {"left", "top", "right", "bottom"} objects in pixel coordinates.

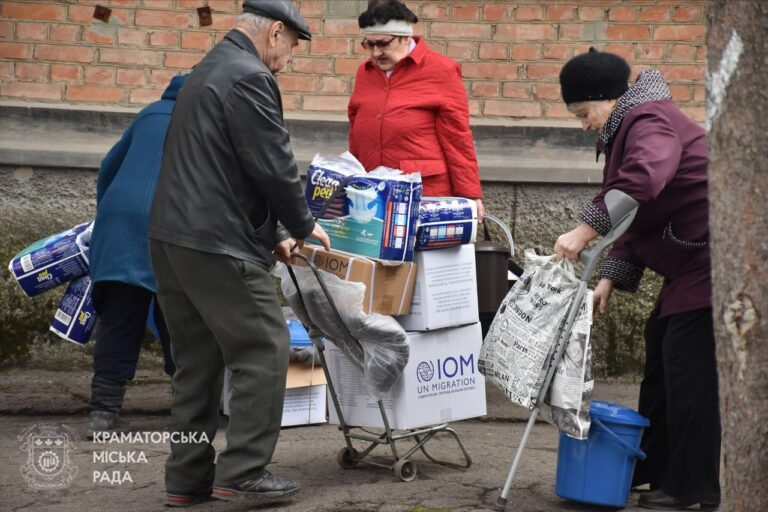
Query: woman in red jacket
[{"left": 348, "top": 0, "right": 484, "bottom": 221}]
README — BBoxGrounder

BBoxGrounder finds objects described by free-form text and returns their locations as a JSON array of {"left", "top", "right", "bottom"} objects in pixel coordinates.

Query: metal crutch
[{"left": 495, "top": 189, "right": 640, "bottom": 511}]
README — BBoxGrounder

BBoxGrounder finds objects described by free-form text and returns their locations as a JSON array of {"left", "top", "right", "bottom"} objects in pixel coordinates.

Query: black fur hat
[{"left": 559, "top": 48, "right": 630, "bottom": 104}]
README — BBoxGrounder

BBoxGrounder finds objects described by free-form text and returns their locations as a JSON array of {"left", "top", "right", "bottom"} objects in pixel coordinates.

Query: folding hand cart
[
  {"left": 286, "top": 254, "right": 472, "bottom": 482},
  {"left": 494, "top": 189, "right": 639, "bottom": 511}
]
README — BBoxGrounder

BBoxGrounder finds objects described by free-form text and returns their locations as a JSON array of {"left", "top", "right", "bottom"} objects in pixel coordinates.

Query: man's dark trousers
[{"left": 150, "top": 240, "right": 289, "bottom": 495}]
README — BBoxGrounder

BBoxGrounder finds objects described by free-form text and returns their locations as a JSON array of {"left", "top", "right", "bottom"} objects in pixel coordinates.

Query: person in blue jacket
[{"left": 87, "top": 75, "right": 186, "bottom": 433}]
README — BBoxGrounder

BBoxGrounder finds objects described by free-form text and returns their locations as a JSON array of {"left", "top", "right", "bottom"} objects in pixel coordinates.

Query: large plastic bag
[
  {"left": 273, "top": 262, "right": 409, "bottom": 400},
  {"left": 478, "top": 249, "right": 579, "bottom": 409},
  {"left": 540, "top": 290, "right": 594, "bottom": 439},
  {"left": 305, "top": 153, "right": 422, "bottom": 263}
]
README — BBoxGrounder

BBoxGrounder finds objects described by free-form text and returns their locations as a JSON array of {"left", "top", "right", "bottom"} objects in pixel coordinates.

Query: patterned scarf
[{"left": 599, "top": 68, "right": 672, "bottom": 145}]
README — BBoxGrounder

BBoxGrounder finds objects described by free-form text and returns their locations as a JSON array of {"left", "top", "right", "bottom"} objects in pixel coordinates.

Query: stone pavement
[{"left": 0, "top": 368, "right": 674, "bottom": 512}]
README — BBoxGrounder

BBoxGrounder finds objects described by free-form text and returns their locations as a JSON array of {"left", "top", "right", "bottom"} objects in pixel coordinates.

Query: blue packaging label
[
  {"left": 415, "top": 197, "right": 477, "bottom": 250},
  {"left": 306, "top": 164, "right": 422, "bottom": 262},
  {"left": 49, "top": 275, "right": 96, "bottom": 345},
  {"left": 8, "top": 222, "right": 92, "bottom": 297}
]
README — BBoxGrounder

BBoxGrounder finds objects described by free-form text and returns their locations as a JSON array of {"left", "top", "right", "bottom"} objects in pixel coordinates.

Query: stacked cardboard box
[
  {"left": 325, "top": 322, "right": 486, "bottom": 429},
  {"left": 300, "top": 155, "right": 484, "bottom": 429},
  {"left": 223, "top": 363, "right": 327, "bottom": 427},
  {"left": 396, "top": 244, "right": 479, "bottom": 331},
  {"left": 325, "top": 243, "right": 487, "bottom": 430},
  {"left": 295, "top": 245, "right": 417, "bottom": 316}
]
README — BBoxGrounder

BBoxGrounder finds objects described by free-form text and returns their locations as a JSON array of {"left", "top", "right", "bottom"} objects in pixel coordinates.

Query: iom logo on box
[
  {"left": 416, "top": 354, "right": 477, "bottom": 398},
  {"left": 416, "top": 361, "right": 435, "bottom": 382}
]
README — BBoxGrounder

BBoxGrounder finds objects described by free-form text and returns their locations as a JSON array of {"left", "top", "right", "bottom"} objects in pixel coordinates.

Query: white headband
[{"left": 361, "top": 19, "right": 413, "bottom": 37}]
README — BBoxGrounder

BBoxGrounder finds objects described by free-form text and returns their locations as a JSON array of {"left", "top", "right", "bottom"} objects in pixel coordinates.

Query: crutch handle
[{"left": 579, "top": 189, "right": 639, "bottom": 282}]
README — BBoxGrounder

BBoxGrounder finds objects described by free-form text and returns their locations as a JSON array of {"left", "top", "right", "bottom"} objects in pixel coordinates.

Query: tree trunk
[{"left": 707, "top": 1, "right": 768, "bottom": 510}]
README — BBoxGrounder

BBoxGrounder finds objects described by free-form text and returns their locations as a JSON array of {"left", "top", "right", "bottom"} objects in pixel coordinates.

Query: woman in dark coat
[{"left": 554, "top": 49, "right": 720, "bottom": 511}]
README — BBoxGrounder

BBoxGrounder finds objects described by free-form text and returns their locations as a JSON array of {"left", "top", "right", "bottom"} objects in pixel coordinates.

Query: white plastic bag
[
  {"left": 478, "top": 250, "right": 579, "bottom": 409},
  {"left": 274, "top": 263, "right": 408, "bottom": 400}
]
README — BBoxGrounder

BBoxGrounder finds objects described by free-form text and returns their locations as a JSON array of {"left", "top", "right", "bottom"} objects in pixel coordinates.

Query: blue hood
[{"left": 161, "top": 75, "right": 187, "bottom": 101}]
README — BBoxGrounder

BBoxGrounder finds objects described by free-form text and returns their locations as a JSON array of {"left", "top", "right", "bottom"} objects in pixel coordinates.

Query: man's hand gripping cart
[
  {"left": 495, "top": 189, "right": 639, "bottom": 511},
  {"left": 285, "top": 255, "right": 472, "bottom": 482}
]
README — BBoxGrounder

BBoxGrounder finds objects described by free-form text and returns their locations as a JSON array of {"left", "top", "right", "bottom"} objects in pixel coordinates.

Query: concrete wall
[
  {"left": 0, "top": 162, "right": 660, "bottom": 376},
  {"left": 0, "top": 0, "right": 706, "bottom": 122}
]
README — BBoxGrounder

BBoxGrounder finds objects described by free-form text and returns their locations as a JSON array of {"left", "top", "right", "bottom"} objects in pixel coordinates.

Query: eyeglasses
[{"left": 361, "top": 35, "right": 399, "bottom": 51}]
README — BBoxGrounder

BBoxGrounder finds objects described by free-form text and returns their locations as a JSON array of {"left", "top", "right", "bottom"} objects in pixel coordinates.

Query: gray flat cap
[{"left": 242, "top": 0, "right": 312, "bottom": 41}]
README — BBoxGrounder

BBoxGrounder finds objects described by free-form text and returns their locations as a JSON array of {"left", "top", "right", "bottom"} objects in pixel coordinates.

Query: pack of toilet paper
[
  {"left": 49, "top": 274, "right": 96, "bottom": 345},
  {"left": 8, "top": 222, "right": 93, "bottom": 297},
  {"left": 305, "top": 153, "right": 422, "bottom": 263},
  {"left": 415, "top": 197, "right": 478, "bottom": 250}
]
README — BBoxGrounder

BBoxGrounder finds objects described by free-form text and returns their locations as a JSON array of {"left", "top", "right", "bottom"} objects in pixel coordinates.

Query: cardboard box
[
  {"left": 223, "top": 363, "right": 327, "bottom": 427},
  {"left": 325, "top": 322, "right": 487, "bottom": 430},
  {"left": 396, "top": 245, "right": 479, "bottom": 331},
  {"left": 295, "top": 245, "right": 417, "bottom": 316},
  {"left": 305, "top": 161, "right": 422, "bottom": 262}
]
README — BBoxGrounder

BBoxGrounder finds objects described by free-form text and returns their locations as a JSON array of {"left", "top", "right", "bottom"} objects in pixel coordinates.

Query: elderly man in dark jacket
[
  {"left": 554, "top": 49, "right": 719, "bottom": 511},
  {"left": 148, "top": 1, "right": 329, "bottom": 507}
]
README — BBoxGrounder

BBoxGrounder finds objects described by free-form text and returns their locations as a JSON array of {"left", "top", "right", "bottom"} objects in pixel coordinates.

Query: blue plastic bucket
[
  {"left": 287, "top": 320, "right": 312, "bottom": 348},
  {"left": 555, "top": 400, "right": 650, "bottom": 508}
]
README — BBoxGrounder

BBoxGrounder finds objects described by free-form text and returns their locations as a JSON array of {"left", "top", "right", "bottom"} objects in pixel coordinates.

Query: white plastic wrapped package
[
  {"left": 478, "top": 250, "right": 579, "bottom": 409},
  {"left": 273, "top": 262, "right": 409, "bottom": 400},
  {"left": 289, "top": 346, "right": 321, "bottom": 365},
  {"left": 541, "top": 290, "right": 594, "bottom": 439},
  {"left": 304, "top": 152, "right": 422, "bottom": 262},
  {"left": 415, "top": 197, "right": 478, "bottom": 250}
]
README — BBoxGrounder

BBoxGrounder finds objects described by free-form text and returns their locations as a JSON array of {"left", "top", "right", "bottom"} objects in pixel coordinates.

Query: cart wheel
[
  {"left": 393, "top": 459, "right": 418, "bottom": 482},
  {"left": 337, "top": 447, "right": 359, "bottom": 469}
]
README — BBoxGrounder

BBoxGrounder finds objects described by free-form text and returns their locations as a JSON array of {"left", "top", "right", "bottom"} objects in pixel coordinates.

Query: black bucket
[
  {"left": 475, "top": 216, "right": 522, "bottom": 337},
  {"left": 475, "top": 236, "right": 510, "bottom": 314}
]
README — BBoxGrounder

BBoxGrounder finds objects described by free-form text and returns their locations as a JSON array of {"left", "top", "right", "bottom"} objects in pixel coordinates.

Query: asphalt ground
[{"left": 0, "top": 368, "right": 690, "bottom": 512}]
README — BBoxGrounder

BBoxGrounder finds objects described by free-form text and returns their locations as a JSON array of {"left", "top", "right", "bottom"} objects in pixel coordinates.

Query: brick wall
[{"left": 0, "top": 0, "right": 706, "bottom": 121}]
